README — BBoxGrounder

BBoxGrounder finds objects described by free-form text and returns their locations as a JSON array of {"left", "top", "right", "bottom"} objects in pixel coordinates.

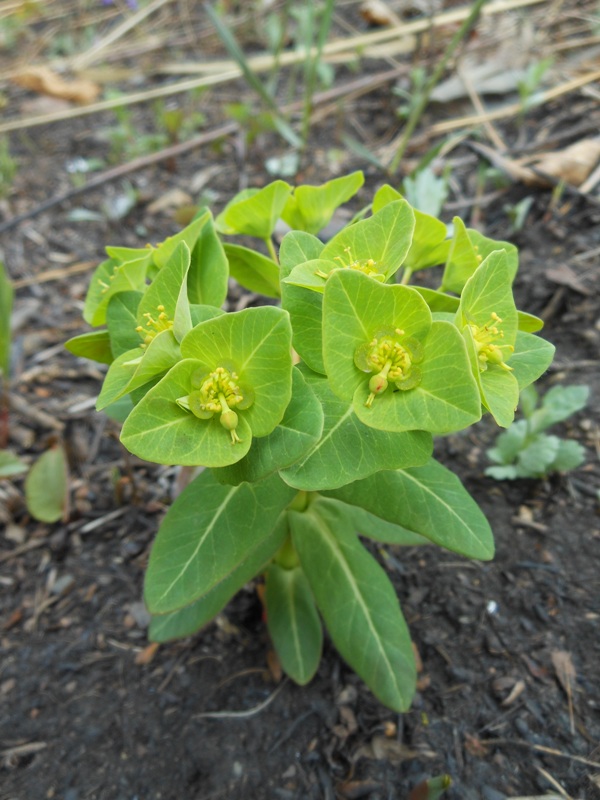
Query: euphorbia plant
[{"left": 67, "top": 171, "right": 555, "bottom": 712}]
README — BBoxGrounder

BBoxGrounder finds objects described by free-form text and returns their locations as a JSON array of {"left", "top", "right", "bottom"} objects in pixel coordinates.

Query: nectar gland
[
  {"left": 468, "top": 312, "right": 514, "bottom": 372},
  {"left": 135, "top": 305, "right": 174, "bottom": 347},
  {"left": 315, "top": 246, "right": 385, "bottom": 282},
  {"left": 354, "top": 327, "right": 423, "bottom": 407},
  {"left": 187, "top": 366, "right": 253, "bottom": 445}
]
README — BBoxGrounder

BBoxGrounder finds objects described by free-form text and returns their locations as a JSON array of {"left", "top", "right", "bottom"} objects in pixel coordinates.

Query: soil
[{"left": 1, "top": 4, "right": 600, "bottom": 799}]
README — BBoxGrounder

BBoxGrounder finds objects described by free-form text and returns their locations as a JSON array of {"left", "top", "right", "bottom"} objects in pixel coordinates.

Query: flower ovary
[
  {"left": 188, "top": 366, "right": 252, "bottom": 444},
  {"left": 357, "top": 328, "right": 422, "bottom": 407}
]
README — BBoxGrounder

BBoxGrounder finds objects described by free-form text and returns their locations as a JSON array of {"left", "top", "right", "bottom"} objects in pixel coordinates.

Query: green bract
[{"left": 67, "top": 172, "right": 555, "bottom": 714}]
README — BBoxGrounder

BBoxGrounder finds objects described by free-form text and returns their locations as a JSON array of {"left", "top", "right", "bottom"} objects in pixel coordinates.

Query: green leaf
[
  {"left": 103, "top": 394, "right": 134, "bottom": 423},
  {"left": 215, "top": 368, "right": 323, "bottom": 485},
  {"left": 487, "top": 420, "right": 528, "bottom": 465},
  {"left": 442, "top": 218, "right": 518, "bottom": 294},
  {"left": 144, "top": 471, "right": 295, "bottom": 614},
  {"left": 353, "top": 320, "right": 481, "bottom": 434},
  {"left": 0, "top": 261, "right": 13, "bottom": 378},
  {"left": 345, "top": 503, "right": 431, "bottom": 546},
  {"left": 180, "top": 306, "right": 293, "bottom": 438},
  {"left": 106, "top": 290, "right": 142, "bottom": 356},
  {"left": 25, "top": 445, "right": 69, "bottom": 523},
  {"left": 280, "top": 231, "right": 325, "bottom": 273},
  {"left": 65, "top": 330, "right": 113, "bottom": 365},
  {"left": 372, "top": 186, "right": 449, "bottom": 272},
  {"left": 265, "top": 563, "right": 322, "bottom": 685},
  {"left": 285, "top": 200, "right": 415, "bottom": 291},
  {"left": 517, "top": 310, "right": 544, "bottom": 333},
  {"left": 224, "top": 243, "right": 280, "bottom": 298},
  {"left": 97, "top": 330, "right": 180, "bottom": 411},
  {"left": 485, "top": 464, "right": 518, "bottom": 480},
  {"left": 290, "top": 499, "right": 416, "bottom": 712},
  {"left": 323, "top": 459, "right": 494, "bottom": 560},
  {"left": 120, "top": 359, "right": 253, "bottom": 467},
  {"left": 0, "top": 450, "right": 28, "bottom": 478},
  {"left": 414, "top": 287, "right": 459, "bottom": 314},
  {"left": 149, "top": 513, "right": 289, "bottom": 642},
  {"left": 509, "top": 331, "right": 555, "bottom": 392},
  {"left": 550, "top": 439, "right": 585, "bottom": 473},
  {"left": 457, "top": 251, "right": 519, "bottom": 427},
  {"left": 529, "top": 384, "right": 589, "bottom": 433},
  {"left": 152, "top": 212, "right": 209, "bottom": 269},
  {"left": 84, "top": 256, "right": 150, "bottom": 327},
  {"left": 216, "top": 180, "right": 292, "bottom": 239},
  {"left": 323, "top": 270, "right": 432, "bottom": 403},
  {"left": 280, "top": 370, "right": 432, "bottom": 490},
  {"left": 518, "top": 434, "right": 560, "bottom": 475},
  {"left": 279, "top": 231, "right": 327, "bottom": 373},
  {"left": 137, "top": 241, "right": 192, "bottom": 344},
  {"left": 281, "top": 171, "right": 364, "bottom": 235},
  {"left": 187, "top": 211, "right": 229, "bottom": 307}
]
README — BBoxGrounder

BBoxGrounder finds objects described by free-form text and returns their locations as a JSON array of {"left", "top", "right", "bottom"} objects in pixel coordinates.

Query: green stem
[
  {"left": 400, "top": 267, "right": 413, "bottom": 285},
  {"left": 265, "top": 237, "right": 279, "bottom": 264},
  {"left": 274, "top": 535, "right": 300, "bottom": 570},
  {"left": 388, "top": 0, "right": 488, "bottom": 175}
]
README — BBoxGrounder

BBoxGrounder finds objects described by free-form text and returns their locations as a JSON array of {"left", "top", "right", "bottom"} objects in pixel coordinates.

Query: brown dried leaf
[
  {"left": 545, "top": 264, "right": 593, "bottom": 296},
  {"left": 353, "top": 735, "right": 434, "bottom": 764},
  {"left": 135, "top": 641, "right": 159, "bottom": 665},
  {"left": 360, "top": 0, "right": 401, "bottom": 26},
  {"left": 531, "top": 139, "right": 600, "bottom": 187},
  {"left": 551, "top": 650, "right": 576, "bottom": 696},
  {"left": 13, "top": 67, "right": 100, "bottom": 105},
  {"left": 501, "top": 678, "right": 526, "bottom": 707},
  {"left": 147, "top": 189, "right": 193, "bottom": 215}
]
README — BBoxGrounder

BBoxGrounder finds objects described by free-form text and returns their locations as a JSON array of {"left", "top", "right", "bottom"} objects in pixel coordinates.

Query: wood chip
[{"left": 134, "top": 642, "right": 160, "bottom": 665}]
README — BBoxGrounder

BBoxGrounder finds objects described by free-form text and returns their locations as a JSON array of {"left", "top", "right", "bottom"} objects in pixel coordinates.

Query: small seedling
[
  {"left": 67, "top": 172, "right": 555, "bottom": 712},
  {"left": 486, "top": 383, "right": 589, "bottom": 480},
  {"left": 0, "top": 262, "right": 69, "bottom": 522},
  {"left": 0, "top": 138, "right": 17, "bottom": 199}
]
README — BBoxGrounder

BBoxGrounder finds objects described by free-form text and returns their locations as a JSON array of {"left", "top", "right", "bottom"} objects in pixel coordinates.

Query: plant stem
[
  {"left": 301, "top": 0, "right": 336, "bottom": 153},
  {"left": 388, "top": 0, "right": 488, "bottom": 175},
  {"left": 265, "top": 237, "right": 279, "bottom": 264}
]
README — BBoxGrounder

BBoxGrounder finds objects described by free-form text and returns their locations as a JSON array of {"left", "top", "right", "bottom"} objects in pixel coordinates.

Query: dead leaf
[
  {"left": 266, "top": 648, "right": 283, "bottom": 683},
  {"left": 546, "top": 264, "right": 593, "bottom": 296},
  {"left": 551, "top": 650, "right": 576, "bottom": 696},
  {"left": 135, "top": 642, "right": 159, "bottom": 665},
  {"left": 501, "top": 678, "right": 526, "bottom": 706},
  {"left": 338, "top": 779, "right": 383, "bottom": 799},
  {"left": 13, "top": 67, "right": 100, "bottom": 105},
  {"left": 360, "top": 0, "right": 402, "bottom": 26},
  {"left": 353, "top": 735, "right": 435, "bottom": 764},
  {"left": 147, "top": 188, "right": 193, "bottom": 215},
  {"left": 464, "top": 733, "right": 489, "bottom": 758},
  {"left": 468, "top": 138, "right": 600, "bottom": 189},
  {"left": 532, "top": 139, "right": 600, "bottom": 187}
]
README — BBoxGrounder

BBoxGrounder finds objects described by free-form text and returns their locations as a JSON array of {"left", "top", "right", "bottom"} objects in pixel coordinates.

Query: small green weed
[{"left": 486, "top": 383, "right": 589, "bottom": 480}]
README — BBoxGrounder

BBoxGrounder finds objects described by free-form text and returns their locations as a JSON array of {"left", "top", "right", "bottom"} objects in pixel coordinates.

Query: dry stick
[
  {"left": 0, "top": 0, "right": 547, "bottom": 136},
  {"left": 429, "top": 68, "right": 600, "bottom": 134},
  {"left": 457, "top": 64, "right": 507, "bottom": 151},
  {"left": 387, "top": 0, "right": 488, "bottom": 174},
  {"left": 0, "top": 67, "right": 406, "bottom": 238},
  {"left": 13, "top": 261, "right": 96, "bottom": 290},
  {"left": 480, "top": 738, "right": 600, "bottom": 769},
  {"left": 69, "top": 0, "right": 173, "bottom": 71}
]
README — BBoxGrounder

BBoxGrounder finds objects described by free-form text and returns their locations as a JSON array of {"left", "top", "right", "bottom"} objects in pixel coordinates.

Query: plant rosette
[
  {"left": 323, "top": 269, "right": 482, "bottom": 434},
  {"left": 120, "top": 305, "right": 293, "bottom": 467}
]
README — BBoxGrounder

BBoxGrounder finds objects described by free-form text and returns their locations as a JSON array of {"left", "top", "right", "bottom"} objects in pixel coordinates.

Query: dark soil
[{"left": 1, "top": 5, "right": 600, "bottom": 798}]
